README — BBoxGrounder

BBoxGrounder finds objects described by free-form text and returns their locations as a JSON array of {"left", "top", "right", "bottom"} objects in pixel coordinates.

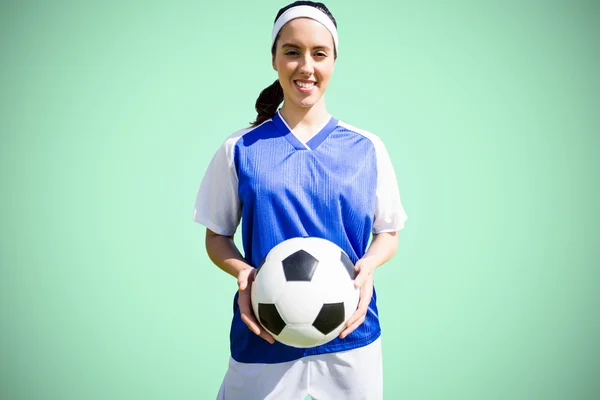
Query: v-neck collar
[{"left": 272, "top": 110, "right": 339, "bottom": 151}]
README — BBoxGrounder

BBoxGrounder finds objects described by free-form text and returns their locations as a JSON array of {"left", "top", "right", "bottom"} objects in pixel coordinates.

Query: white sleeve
[
  {"left": 372, "top": 137, "right": 408, "bottom": 233},
  {"left": 192, "top": 134, "right": 243, "bottom": 236}
]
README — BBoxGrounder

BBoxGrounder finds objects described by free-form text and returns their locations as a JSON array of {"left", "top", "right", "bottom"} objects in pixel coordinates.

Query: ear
[{"left": 272, "top": 54, "right": 277, "bottom": 71}]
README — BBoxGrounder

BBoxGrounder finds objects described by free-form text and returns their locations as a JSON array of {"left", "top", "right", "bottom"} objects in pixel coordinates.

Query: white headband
[{"left": 271, "top": 5, "right": 338, "bottom": 52}]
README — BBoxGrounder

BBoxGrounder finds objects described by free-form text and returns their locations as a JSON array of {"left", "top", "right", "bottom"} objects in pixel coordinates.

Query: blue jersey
[{"left": 193, "top": 110, "right": 407, "bottom": 364}]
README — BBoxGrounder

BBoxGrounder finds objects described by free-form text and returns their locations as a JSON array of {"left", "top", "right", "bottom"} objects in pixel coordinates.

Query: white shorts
[{"left": 216, "top": 337, "right": 383, "bottom": 400}]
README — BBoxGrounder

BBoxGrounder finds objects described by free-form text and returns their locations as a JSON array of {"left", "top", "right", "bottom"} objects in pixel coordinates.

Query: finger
[
  {"left": 344, "top": 301, "right": 369, "bottom": 328},
  {"left": 240, "top": 311, "right": 262, "bottom": 336},
  {"left": 354, "top": 269, "right": 369, "bottom": 288},
  {"left": 344, "top": 309, "right": 365, "bottom": 330},
  {"left": 342, "top": 286, "right": 371, "bottom": 331},
  {"left": 259, "top": 330, "right": 275, "bottom": 344},
  {"left": 238, "top": 291, "right": 257, "bottom": 328},
  {"left": 357, "top": 286, "right": 372, "bottom": 310},
  {"left": 237, "top": 287, "right": 251, "bottom": 308},
  {"left": 237, "top": 269, "right": 251, "bottom": 290},
  {"left": 339, "top": 315, "right": 365, "bottom": 339},
  {"left": 348, "top": 293, "right": 370, "bottom": 324},
  {"left": 240, "top": 312, "right": 275, "bottom": 344},
  {"left": 346, "top": 292, "right": 370, "bottom": 327},
  {"left": 239, "top": 298, "right": 275, "bottom": 343},
  {"left": 237, "top": 272, "right": 246, "bottom": 290}
]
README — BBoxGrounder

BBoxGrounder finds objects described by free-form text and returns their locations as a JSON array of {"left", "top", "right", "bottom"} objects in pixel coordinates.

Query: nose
[{"left": 298, "top": 53, "right": 314, "bottom": 76}]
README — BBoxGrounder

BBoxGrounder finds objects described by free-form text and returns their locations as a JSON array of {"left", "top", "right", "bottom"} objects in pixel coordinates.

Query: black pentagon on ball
[
  {"left": 258, "top": 303, "right": 286, "bottom": 335},
  {"left": 312, "top": 302, "right": 345, "bottom": 335},
  {"left": 282, "top": 249, "right": 319, "bottom": 281},
  {"left": 340, "top": 251, "right": 357, "bottom": 280}
]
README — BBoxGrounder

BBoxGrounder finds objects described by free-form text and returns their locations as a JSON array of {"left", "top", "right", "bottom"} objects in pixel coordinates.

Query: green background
[{"left": 1, "top": 0, "right": 598, "bottom": 399}]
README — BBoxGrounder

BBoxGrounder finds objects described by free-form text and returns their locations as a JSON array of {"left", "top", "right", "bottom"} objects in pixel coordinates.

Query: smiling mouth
[{"left": 294, "top": 80, "right": 317, "bottom": 91}]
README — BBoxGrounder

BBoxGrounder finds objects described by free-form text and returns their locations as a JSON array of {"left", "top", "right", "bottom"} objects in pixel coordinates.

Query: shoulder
[
  {"left": 223, "top": 122, "right": 265, "bottom": 147},
  {"left": 218, "top": 119, "right": 273, "bottom": 157},
  {"left": 337, "top": 120, "right": 388, "bottom": 152}
]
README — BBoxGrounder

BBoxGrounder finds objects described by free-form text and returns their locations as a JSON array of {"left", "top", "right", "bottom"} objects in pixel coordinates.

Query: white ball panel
[
  {"left": 313, "top": 259, "right": 354, "bottom": 304},
  {"left": 276, "top": 324, "right": 326, "bottom": 348},
  {"left": 251, "top": 260, "right": 287, "bottom": 304},
  {"left": 344, "top": 286, "right": 361, "bottom": 320},
  {"left": 301, "top": 237, "right": 340, "bottom": 264},
  {"left": 276, "top": 282, "right": 322, "bottom": 324}
]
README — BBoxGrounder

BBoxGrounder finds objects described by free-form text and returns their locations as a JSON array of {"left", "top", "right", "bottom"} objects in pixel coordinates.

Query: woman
[{"left": 193, "top": 1, "right": 407, "bottom": 398}]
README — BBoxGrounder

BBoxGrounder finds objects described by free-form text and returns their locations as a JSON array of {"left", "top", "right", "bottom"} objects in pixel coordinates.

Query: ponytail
[{"left": 250, "top": 79, "right": 284, "bottom": 127}]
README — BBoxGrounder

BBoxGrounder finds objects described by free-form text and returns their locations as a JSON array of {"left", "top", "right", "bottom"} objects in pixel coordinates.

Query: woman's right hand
[{"left": 237, "top": 267, "right": 275, "bottom": 344}]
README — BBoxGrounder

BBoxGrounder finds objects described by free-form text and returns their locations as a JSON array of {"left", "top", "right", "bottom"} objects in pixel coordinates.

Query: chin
[{"left": 297, "top": 96, "right": 322, "bottom": 109}]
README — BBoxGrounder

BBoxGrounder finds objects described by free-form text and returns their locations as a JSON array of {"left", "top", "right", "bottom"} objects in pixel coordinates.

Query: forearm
[
  {"left": 205, "top": 228, "right": 253, "bottom": 279},
  {"left": 361, "top": 231, "right": 399, "bottom": 271}
]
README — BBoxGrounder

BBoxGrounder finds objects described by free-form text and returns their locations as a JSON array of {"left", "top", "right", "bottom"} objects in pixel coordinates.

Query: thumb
[
  {"left": 354, "top": 268, "right": 370, "bottom": 288},
  {"left": 238, "top": 272, "right": 249, "bottom": 291},
  {"left": 238, "top": 267, "right": 256, "bottom": 291}
]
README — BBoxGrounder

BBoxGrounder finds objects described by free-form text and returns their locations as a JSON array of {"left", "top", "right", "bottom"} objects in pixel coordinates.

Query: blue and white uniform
[{"left": 193, "top": 110, "right": 407, "bottom": 397}]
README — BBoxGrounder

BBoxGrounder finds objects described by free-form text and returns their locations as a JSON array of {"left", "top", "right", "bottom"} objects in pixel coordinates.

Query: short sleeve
[
  {"left": 372, "top": 138, "right": 408, "bottom": 233},
  {"left": 192, "top": 133, "right": 243, "bottom": 236}
]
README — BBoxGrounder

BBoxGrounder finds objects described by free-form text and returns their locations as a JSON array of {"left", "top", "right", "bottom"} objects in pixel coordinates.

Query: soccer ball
[{"left": 251, "top": 237, "right": 360, "bottom": 348}]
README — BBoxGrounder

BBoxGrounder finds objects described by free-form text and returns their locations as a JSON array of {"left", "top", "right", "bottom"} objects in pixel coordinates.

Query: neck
[{"left": 279, "top": 97, "right": 330, "bottom": 130}]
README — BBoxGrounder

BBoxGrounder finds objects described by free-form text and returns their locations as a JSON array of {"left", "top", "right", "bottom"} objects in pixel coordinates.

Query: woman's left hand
[{"left": 339, "top": 259, "right": 376, "bottom": 339}]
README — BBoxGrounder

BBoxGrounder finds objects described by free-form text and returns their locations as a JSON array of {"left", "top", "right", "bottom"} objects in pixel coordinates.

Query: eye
[
  {"left": 285, "top": 50, "right": 299, "bottom": 56},
  {"left": 315, "top": 52, "right": 327, "bottom": 58}
]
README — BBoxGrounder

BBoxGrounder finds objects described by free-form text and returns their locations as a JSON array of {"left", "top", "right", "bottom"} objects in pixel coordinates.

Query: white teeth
[{"left": 295, "top": 81, "right": 315, "bottom": 88}]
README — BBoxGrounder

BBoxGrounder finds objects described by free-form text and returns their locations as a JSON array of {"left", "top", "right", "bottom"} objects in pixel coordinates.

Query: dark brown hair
[{"left": 250, "top": 1, "right": 338, "bottom": 127}]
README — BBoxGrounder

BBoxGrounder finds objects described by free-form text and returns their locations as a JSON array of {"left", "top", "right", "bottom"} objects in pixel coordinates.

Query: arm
[
  {"left": 205, "top": 228, "right": 253, "bottom": 279},
  {"left": 205, "top": 228, "right": 275, "bottom": 344},
  {"left": 339, "top": 231, "right": 399, "bottom": 339},
  {"left": 354, "top": 230, "right": 399, "bottom": 287}
]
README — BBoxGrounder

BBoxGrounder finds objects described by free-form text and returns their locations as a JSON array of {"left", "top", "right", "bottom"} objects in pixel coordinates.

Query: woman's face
[{"left": 272, "top": 17, "right": 336, "bottom": 110}]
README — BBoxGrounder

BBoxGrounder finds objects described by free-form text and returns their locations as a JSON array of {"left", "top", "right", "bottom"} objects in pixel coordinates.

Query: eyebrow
[{"left": 281, "top": 43, "right": 331, "bottom": 51}]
